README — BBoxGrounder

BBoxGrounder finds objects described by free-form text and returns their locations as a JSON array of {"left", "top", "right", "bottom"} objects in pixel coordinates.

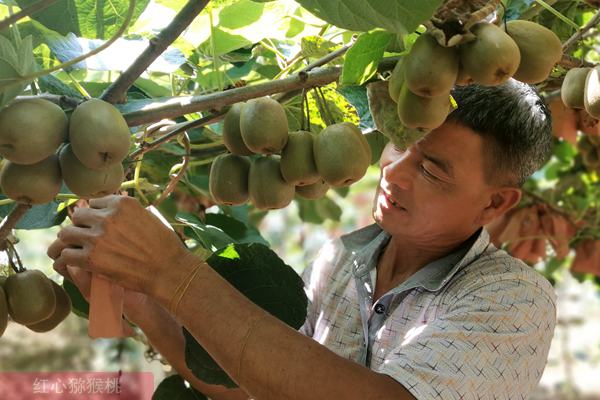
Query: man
[{"left": 48, "top": 79, "right": 556, "bottom": 399}]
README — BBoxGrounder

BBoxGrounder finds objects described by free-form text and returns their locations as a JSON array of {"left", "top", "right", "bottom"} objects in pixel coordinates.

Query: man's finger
[
  {"left": 89, "top": 195, "right": 121, "bottom": 210},
  {"left": 47, "top": 238, "right": 67, "bottom": 260},
  {"left": 57, "top": 225, "right": 95, "bottom": 247},
  {"left": 71, "top": 207, "right": 106, "bottom": 228},
  {"left": 55, "top": 247, "right": 90, "bottom": 270}
]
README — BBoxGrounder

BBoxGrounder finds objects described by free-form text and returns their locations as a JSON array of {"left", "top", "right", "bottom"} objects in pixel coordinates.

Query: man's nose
[{"left": 382, "top": 151, "right": 416, "bottom": 191}]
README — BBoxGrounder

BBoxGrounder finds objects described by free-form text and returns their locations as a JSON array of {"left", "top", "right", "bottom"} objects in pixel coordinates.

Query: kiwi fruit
[
  {"left": 404, "top": 33, "right": 459, "bottom": 97},
  {"left": 209, "top": 153, "right": 251, "bottom": 205},
  {"left": 562, "top": 68, "right": 591, "bottom": 109},
  {"left": 248, "top": 156, "right": 295, "bottom": 209},
  {"left": 26, "top": 281, "right": 72, "bottom": 332},
  {"left": 69, "top": 99, "right": 131, "bottom": 170},
  {"left": 240, "top": 97, "right": 289, "bottom": 154},
  {"left": 59, "top": 144, "right": 124, "bottom": 198},
  {"left": 0, "top": 155, "right": 61, "bottom": 204},
  {"left": 280, "top": 130, "right": 319, "bottom": 186},
  {"left": 313, "top": 122, "right": 371, "bottom": 187},
  {"left": 0, "top": 98, "right": 67, "bottom": 165},
  {"left": 0, "top": 284, "right": 7, "bottom": 337},
  {"left": 459, "top": 22, "right": 521, "bottom": 86},
  {"left": 506, "top": 20, "right": 562, "bottom": 84},
  {"left": 5, "top": 270, "right": 56, "bottom": 325},
  {"left": 455, "top": 63, "right": 473, "bottom": 86},
  {"left": 296, "top": 179, "right": 329, "bottom": 200},
  {"left": 585, "top": 66, "right": 600, "bottom": 119},
  {"left": 223, "top": 103, "right": 253, "bottom": 156},
  {"left": 397, "top": 84, "right": 451, "bottom": 130},
  {"left": 388, "top": 58, "right": 405, "bottom": 102}
]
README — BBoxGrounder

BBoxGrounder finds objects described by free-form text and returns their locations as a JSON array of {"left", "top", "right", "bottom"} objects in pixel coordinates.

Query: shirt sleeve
[
  {"left": 298, "top": 263, "right": 315, "bottom": 337},
  {"left": 377, "top": 278, "right": 557, "bottom": 400},
  {"left": 297, "top": 238, "right": 346, "bottom": 338}
]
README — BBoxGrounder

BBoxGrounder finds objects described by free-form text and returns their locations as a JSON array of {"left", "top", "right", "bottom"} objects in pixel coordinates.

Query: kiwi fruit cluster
[
  {"left": 577, "top": 134, "right": 600, "bottom": 172},
  {"left": 0, "top": 98, "right": 130, "bottom": 204},
  {"left": 560, "top": 67, "right": 600, "bottom": 126},
  {"left": 0, "top": 270, "right": 72, "bottom": 337},
  {"left": 209, "top": 97, "right": 371, "bottom": 210},
  {"left": 389, "top": 20, "right": 562, "bottom": 132}
]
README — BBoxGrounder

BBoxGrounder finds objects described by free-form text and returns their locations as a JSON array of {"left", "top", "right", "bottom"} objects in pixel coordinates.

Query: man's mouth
[{"left": 382, "top": 190, "right": 405, "bottom": 210}]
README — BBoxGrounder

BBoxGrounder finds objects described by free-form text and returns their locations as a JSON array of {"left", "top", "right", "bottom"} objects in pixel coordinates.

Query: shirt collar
[{"left": 348, "top": 224, "right": 491, "bottom": 292}]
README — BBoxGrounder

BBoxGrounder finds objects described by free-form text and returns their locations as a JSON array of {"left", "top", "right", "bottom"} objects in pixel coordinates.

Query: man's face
[{"left": 373, "top": 121, "right": 497, "bottom": 245}]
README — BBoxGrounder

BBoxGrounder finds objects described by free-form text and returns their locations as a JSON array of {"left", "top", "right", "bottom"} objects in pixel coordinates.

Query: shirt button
[{"left": 374, "top": 304, "right": 386, "bottom": 314}]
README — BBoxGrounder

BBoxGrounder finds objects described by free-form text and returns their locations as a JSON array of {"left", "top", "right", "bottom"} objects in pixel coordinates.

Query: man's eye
[{"left": 420, "top": 165, "right": 438, "bottom": 180}]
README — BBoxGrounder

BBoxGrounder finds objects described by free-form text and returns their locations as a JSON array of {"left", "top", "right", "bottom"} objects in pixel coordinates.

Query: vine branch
[
  {"left": 101, "top": 0, "right": 210, "bottom": 104},
  {"left": 562, "top": 9, "right": 600, "bottom": 52},
  {"left": 0, "top": 0, "right": 58, "bottom": 32},
  {"left": 0, "top": 204, "right": 32, "bottom": 251},
  {"left": 123, "top": 67, "right": 342, "bottom": 126}
]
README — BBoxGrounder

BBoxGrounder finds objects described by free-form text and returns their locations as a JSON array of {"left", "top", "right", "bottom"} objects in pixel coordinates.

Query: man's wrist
[{"left": 152, "top": 249, "right": 207, "bottom": 311}]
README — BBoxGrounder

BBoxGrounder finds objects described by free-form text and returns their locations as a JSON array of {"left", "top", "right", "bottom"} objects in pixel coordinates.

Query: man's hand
[{"left": 47, "top": 195, "right": 193, "bottom": 302}]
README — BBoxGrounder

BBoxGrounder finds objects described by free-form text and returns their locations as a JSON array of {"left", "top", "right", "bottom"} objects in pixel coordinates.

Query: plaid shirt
[{"left": 300, "top": 224, "right": 556, "bottom": 400}]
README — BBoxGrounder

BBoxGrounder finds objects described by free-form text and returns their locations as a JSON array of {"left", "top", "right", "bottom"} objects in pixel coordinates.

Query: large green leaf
[
  {"left": 0, "top": 198, "right": 68, "bottom": 229},
  {"left": 0, "top": 34, "right": 37, "bottom": 108},
  {"left": 341, "top": 30, "right": 392, "bottom": 86},
  {"left": 153, "top": 375, "right": 208, "bottom": 400},
  {"left": 184, "top": 243, "right": 307, "bottom": 388},
  {"left": 294, "top": 0, "right": 442, "bottom": 34},
  {"left": 16, "top": 0, "right": 149, "bottom": 39},
  {"left": 15, "top": 0, "right": 80, "bottom": 36}
]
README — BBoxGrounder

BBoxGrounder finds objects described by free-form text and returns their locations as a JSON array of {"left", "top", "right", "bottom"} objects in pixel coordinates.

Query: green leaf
[
  {"left": 300, "top": 35, "right": 338, "bottom": 58},
  {"left": 0, "top": 35, "right": 37, "bottom": 107},
  {"left": 296, "top": 197, "right": 325, "bottom": 224},
  {"left": 152, "top": 375, "right": 208, "bottom": 400},
  {"left": 176, "top": 212, "right": 236, "bottom": 251},
  {"left": 0, "top": 198, "right": 68, "bottom": 230},
  {"left": 294, "top": 0, "right": 442, "bottom": 34},
  {"left": 38, "top": 74, "right": 86, "bottom": 99},
  {"left": 63, "top": 279, "right": 89, "bottom": 319},
  {"left": 185, "top": 243, "right": 308, "bottom": 387},
  {"left": 364, "top": 130, "right": 388, "bottom": 165},
  {"left": 504, "top": 0, "right": 535, "bottom": 20},
  {"left": 204, "top": 213, "right": 269, "bottom": 245},
  {"left": 337, "top": 85, "right": 375, "bottom": 131},
  {"left": 341, "top": 31, "right": 392, "bottom": 86},
  {"left": 15, "top": 0, "right": 80, "bottom": 36},
  {"left": 315, "top": 196, "right": 342, "bottom": 221}
]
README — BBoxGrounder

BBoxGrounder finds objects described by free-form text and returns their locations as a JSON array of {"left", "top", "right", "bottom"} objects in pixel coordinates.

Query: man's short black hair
[{"left": 448, "top": 79, "right": 553, "bottom": 187}]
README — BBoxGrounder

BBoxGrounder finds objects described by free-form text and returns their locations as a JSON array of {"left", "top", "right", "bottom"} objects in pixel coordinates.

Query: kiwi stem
[
  {"left": 0, "top": 203, "right": 31, "bottom": 251},
  {"left": 129, "top": 111, "right": 226, "bottom": 159},
  {"left": 0, "top": 0, "right": 58, "bottom": 31},
  {"left": 153, "top": 133, "right": 191, "bottom": 206},
  {"left": 6, "top": 241, "right": 24, "bottom": 272}
]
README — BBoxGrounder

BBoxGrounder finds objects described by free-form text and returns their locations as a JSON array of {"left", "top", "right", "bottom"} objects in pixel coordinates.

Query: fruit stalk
[
  {"left": 0, "top": 203, "right": 31, "bottom": 251},
  {"left": 101, "top": 0, "right": 211, "bottom": 104},
  {"left": 129, "top": 111, "right": 225, "bottom": 159}
]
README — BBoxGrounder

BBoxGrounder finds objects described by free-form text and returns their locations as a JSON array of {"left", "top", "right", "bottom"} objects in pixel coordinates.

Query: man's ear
[{"left": 477, "top": 187, "right": 522, "bottom": 226}]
